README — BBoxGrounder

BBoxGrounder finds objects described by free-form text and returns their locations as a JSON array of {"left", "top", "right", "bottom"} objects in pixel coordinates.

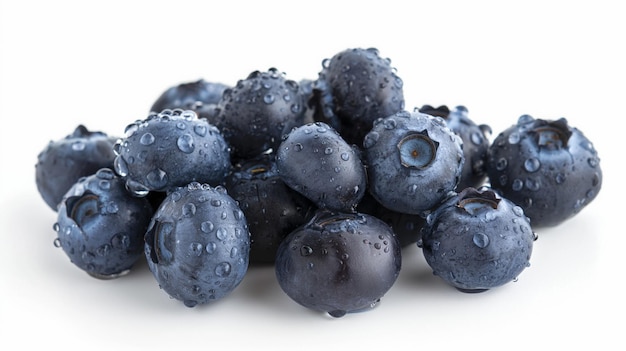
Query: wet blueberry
[
  {"left": 363, "top": 110, "right": 464, "bottom": 217},
  {"left": 150, "top": 79, "right": 230, "bottom": 125},
  {"left": 419, "top": 187, "right": 536, "bottom": 292},
  {"left": 419, "top": 105, "right": 492, "bottom": 190},
  {"left": 276, "top": 121, "right": 367, "bottom": 212},
  {"left": 36, "top": 125, "right": 118, "bottom": 211},
  {"left": 309, "top": 47, "right": 405, "bottom": 146},
  {"left": 54, "top": 168, "right": 154, "bottom": 279},
  {"left": 144, "top": 182, "right": 250, "bottom": 307},
  {"left": 275, "top": 210, "right": 401, "bottom": 317},
  {"left": 215, "top": 68, "right": 311, "bottom": 159},
  {"left": 113, "top": 109, "right": 231, "bottom": 196},
  {"left": 486, "top": 115, "right": 602, "bottom": 227}
]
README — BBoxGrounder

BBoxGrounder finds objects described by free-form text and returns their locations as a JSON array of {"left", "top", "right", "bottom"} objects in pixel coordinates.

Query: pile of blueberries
[{"left": 35, "top": 47, "right": 603, "bottom": 318}]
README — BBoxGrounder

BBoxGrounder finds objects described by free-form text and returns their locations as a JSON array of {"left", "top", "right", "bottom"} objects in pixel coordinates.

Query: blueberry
[
  {"left": 418, "top": 187, "right": 536, "bottom": 292},
  {"left": 363, "top": 110, "right": 464, "bottom": 217},
  {"left": 225, "top": 153, "right": 316, "bottom": 264},
  {"left": 36, "top": 125, "right": 118, "bottom": 211},
  {"left": 486, "top": 115, "right": 603, "bottom": 227},
  {"left": 419, "top": 105, "right": 492, "bottom": 190},
  {"left": 144, "top": 182, "right": 250, "bottom": 307},
  {"left": 54, "top": 168, "right": 154, "bottom": 279},
  {"left": 215, "top": 68, "right": 311, "bottom": 159},
  {"left": 113, "top": 109, "right": 231, "bottom": 196},
  {"left": 309, "top": 47, "right": 405, "bottom": 146},
  {"left": 276, "top": 121, "right": 367, "bottom": 212},
  {"left": 357, "top": 192, "right": 425, "bottom": 247},
  {"left": 150, "top": 79, "right": 230, "bottom": 125},
  {"left": 275, "top": 210, "right": 401, "bottom": 317}
]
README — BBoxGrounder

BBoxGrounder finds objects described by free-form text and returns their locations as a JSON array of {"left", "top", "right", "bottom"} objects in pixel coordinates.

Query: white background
[{"left": 1, "top": 1, "right": 623, "bottom": 350}]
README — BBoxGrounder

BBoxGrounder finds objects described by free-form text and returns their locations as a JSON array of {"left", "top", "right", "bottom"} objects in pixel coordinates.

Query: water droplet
[
  {"left": 507, "top": 132, "right": 521, "bottom": 144},
  {"left": 263, "top": 93, "right": 275, "bottom": 104},
  {"left": 125, "top": 179, "right": 149, "bottom": 197},
  {"left": 215, "top": 262, "right": 231, "bottom": 277},
  {"left": 587, "top": 157, "right": 599, "bottom": 168},
  {"left": 146, "top": 168, "right": 168, "bottom": 189},
  {"left": 71, "top": 140, "right": 86, "bottom": 151},
  {"left": 555, "top": 173, "right": 566, "bottom": 184},
  {"left": 201, "top": 221, "right": 214, "bottom": 233},
  {"left": 216, "top": 227, "right": 228, "bottom": 241},
  {"left": 324, "top": 147, "right": 333, "bottom": 155},
  {"left": 512, "top": 179, "right": 523, "bottom": 191},
  {"left": 525, "top": 178, "right": 541, "bottom": 191},
  {"left": 205, "top": 242, "right": 217, "bottom": 254},
  {"left": 300, "top": 246, "right": 313, "bottom": 256},
  {"left": 182, "top": 202, "right": 196, "bottom": 217},
  {"left": 114, "top": 156, "right": 129, "bottom": 177},
  {"left": 140, "top": 133, "right": 155, "bottom": 145},
  {"left": 294, "top": 143, "right": 303, "bottom": 151},
  {"left": 53, "top": 222, "right": 60, "bottom": 232},
  {"left": 496, "top": 158, "right": 508, "bottom": 171},
  {"left": 189, "top": 242, "right": 203, "bottom": 256},
  {"left": 524, "top": 158, "right": 541, "bottom": 172},
  {"left": 177, "top": 134, "right": 195, "bottom": 153},
  {"left": 473, "top": 233, "right": 490, "bottom": 248},
  {"left": 53, "top": 238, "right": 61, "bottom": 248},
  {"left": 194, "top": 125, "right": 207, "bottom": 136}
]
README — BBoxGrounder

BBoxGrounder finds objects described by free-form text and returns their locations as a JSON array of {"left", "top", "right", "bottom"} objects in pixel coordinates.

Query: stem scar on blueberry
[
  {"left": 531, "top": 118, "right": 572, "bottom": 150},
  {"left": 455, "top": 187, "right": 501, "bottom": 215},
  {"left": 397, "top": 131, "right": 439, "bottom": 169},
  {"left": 66, "top": 192, "right": 100, "bottom": 230}
]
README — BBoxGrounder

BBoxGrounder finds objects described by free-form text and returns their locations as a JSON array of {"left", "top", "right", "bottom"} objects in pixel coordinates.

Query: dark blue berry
[
  {"left": 309, "top": 47, "right": 405, "bottom": 146},
  {"left": 418, "top": 187, "right": 536, "bottom": 292},
  {"left": 113, "top": 109, "right": 231, "bottom": 196},
  {"left": 363, "top": 110, "right": 464, "bottom": 216},
  {"left": 54, "top": 168, "right": 154, "bottom": 279},
  {"left": 275, "top": 210, "right": 401, "bottom": 317},
  {"left": 225, "top": 153, "right": 316, "bottom": 264},
  {"left": 150, "top": 79, "right": 229, "bottom": 125},
  {"left": 36, "top": 125, "right": 118, "bottom": 211},
  {"left": 276, "top": 121, "right": 367, "bottom": 212},
  {"left": 419, "top": 105, "right": 492, "bottom": 190},
  {"left": 144, "top": 182, "right": 250, "bottom": 307},
  {"left": 215, "top": 68, "right": 311, "bottom": 159},
  {"left": 486, "top": 115, "right": 602, "bottom": 227}
]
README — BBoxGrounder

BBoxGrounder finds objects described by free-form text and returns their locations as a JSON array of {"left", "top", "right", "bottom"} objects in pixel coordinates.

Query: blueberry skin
[
  {"left": 275, "top": 210, "right": 401, "bottom": 318},
  {"left": 276, "top": 121, "right": 367, "bottom": 212},
  {"left": 486, "top": 115, "right": 603, "bottom": 227},
  {"left": 419, "top": 187, "right": 536, "bottom": 292},
  {"left": 363, "top": 110, "right": 465, "bottom": 217},
  {"left": 215, "top": 68, "right": 310, "bottom": 159},
  {"left": 36, "top": 125, "right": 118, "bottom": 211},
  {"left": 54, "top": 168, "right": 154, "bottom": 279},
  {"left": 419, "top": 105, "right": 492, "bottom": 191},
  {"left": 113, "top": 109, "right": 231, "bottom": 196},
  {"left": 225, "top": 154, "right": 316, "bottom": 264},
  {"left": 144, "top": 183, "right": 250, "bottom": 308},
  {"left": 311, "top": 47, "right": 405, "bottom": 146},
  {"left": 150, "top": 79, "right": 230, "bottom": 125}
]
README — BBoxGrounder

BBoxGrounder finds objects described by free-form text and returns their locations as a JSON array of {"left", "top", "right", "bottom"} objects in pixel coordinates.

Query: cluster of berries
[{"left": 35, "top": 47, "right": 603, "bottom": 317}]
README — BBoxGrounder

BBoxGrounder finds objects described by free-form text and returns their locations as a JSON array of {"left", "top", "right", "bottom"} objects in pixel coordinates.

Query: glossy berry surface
[
  {"left": 419, "top": 105, "right": 492, "bottom": 191},
  {"left": 36, "top": 125, "right": 118, "bottom": 211},
  {"left": 363, "top": 110, "right": 464, "bottom": 216},
  {"left": 275, "top": 210, "right": 401, "bottom": 318},
  {"left": 54, "top": 168, "right": 154, "bottom": 279},
  {"left": 276, "top": 121, "right": 367, "bottom": 212},
  {"left": 150, "top": 79, "right": 230, "bottom": 124},
  {"left": 144, "top": 182, "right": 250, "bottom": 307},
  {"left": 215, "top": 68, "right": 310, "bottom": 159},
  {"left": 310, "top": 47, "right": 405, "bottom": 146},
  {"left": 419, "top": 187, "right": 536, "bottom": 292},
  {"left": 486, "top": 115, "right": 602, "bottom": 227},
  {"left": 113, "top": 109, "right": 231, "bottom": 196},
  {"left": 225, "top": 153, "right": 316, "bottom": 264}
]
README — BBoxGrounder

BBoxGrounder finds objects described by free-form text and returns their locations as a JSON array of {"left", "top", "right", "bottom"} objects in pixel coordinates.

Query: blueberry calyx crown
[
  {"left": 529, "top": 117, "right": 572, "bottom": 150},
  {"left": 455, "top": 187, "right": 501, "bottom": 215},
  {"left": 397, "top": 130, "right": 439, "bottom": 169}
]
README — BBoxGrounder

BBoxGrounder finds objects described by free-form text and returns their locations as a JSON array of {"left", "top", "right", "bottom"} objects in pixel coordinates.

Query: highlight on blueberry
[
  {"left": 486, "top": 115, "right": 602, "bottom": 227},
  {"left": 53, "top": 168, "right": 154, "bottom": 279},
  {"left": 418, "top": 186, "right": 537, "bottom": 292}
]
